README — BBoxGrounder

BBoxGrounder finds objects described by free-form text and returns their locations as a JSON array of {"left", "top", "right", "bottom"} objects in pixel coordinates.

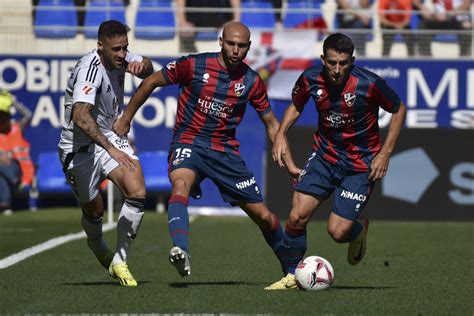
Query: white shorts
[{"left": 59, "top": 134, "right": 138, "bottom": 203}]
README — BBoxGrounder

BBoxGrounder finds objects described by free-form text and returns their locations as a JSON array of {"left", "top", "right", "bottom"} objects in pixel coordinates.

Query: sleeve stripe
[{"left": 85, "top": 57, "right": 100, "bottom": 83}]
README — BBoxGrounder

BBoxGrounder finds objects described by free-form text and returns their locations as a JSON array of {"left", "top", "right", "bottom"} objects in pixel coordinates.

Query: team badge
[
  {"left": 166, "top": 60, "right": 176, "bottom": 70},
  {"left": 234, "top": 83, "right": 245, "bottom": 96},
  {"left": 344, "top": 93, "right": 356, "bottom": 107},
  {"left": 203, "top": 73, "right": 209, "bottom": 83}
]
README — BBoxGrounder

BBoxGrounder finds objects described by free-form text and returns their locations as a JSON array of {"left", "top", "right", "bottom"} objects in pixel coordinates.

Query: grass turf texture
[{"left": 1, "top": 208, "right": 473, "bottom": 314}]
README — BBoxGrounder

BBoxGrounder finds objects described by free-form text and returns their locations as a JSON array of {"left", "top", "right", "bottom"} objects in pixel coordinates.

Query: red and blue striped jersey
[
  {"left": 161, "top": 52, "right": 271, "bottom": 155},
  {"left": 292, "top": 65, "right": 401, "bottom": 172}
]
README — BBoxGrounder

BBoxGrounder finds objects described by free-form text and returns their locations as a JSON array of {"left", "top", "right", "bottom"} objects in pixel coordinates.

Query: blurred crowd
[{"left": 30, "top": 0, "right": 473, "bottom": 57}]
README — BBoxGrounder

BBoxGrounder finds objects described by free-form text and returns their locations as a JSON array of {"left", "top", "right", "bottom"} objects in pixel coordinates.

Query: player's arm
[
  {"left": 369, "top": 101, "right": 406, "bottom": 181},
  {"left": 114, "top": 70, "right": 168, "bottom": 137},
  {"left": 73, "top": 102, "right": 136, "bottom": 171},
  {"left": 273, "top": 103, "right": 302, "bottom": 177}
]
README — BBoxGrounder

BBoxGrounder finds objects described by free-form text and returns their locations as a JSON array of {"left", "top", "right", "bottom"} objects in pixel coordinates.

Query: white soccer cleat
[{"left": 169, "top": 246, "right": 191, "bottom": 277}]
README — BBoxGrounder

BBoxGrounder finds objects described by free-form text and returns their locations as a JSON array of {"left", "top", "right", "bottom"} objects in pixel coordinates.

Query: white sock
[
  {"left": 81, "top": 214, "right": 109, "bottom": 256},
  {"left": 113, "top": 198, "right": 145, "bottom": 264}
]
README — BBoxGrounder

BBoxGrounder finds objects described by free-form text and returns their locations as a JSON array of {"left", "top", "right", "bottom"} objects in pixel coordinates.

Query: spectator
[
  {"left": 0, "top": 90, "right": 34, "bottom": 216},
  {"left": 378, "top": 0, "right": 415, "bottom": 56},
  {"left": 176, "top": 0, "right": 241, "bottom": 52},
  {"left": 336, "top": 0, "right": 373, "bottom": 56},
  {"left": 416, "top": 0, "right": 472, "bottom": 56}
]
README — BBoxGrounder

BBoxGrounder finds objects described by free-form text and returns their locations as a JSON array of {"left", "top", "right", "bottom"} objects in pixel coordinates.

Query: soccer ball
[{"left": 295, "top": 256, "right": 334, "bottom": 291}]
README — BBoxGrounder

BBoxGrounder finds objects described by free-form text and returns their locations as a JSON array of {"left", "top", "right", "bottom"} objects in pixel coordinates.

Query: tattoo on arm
[{"left": 72, "top": 102, "right": 113, "bottom": 150}]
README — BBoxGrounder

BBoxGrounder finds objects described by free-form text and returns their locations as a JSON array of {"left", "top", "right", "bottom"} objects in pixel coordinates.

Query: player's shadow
[
  {"left": 61, "top": 281, "right": 151, "bottom": 286},
  {"left": 169, "top": 281, "right": 264, "bottom": 288},
  {"left": 331, "top": 285, "right": 396, "bottom": 290}
]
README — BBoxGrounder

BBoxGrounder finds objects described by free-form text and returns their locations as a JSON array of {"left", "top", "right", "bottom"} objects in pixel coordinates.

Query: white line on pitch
[
  {"left": 0, "top": 223, "right": 116, "bottom": 270},
  {"left": 0, "top": 215, "right": 198, "bottom": 270}
]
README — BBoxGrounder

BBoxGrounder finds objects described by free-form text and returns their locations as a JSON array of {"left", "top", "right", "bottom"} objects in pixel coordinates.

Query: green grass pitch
[{"left": 1, "top": 208, "right": 473, "bottom": 314}]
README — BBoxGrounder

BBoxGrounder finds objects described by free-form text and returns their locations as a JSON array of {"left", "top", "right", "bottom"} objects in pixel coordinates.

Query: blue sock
[
  {"left": 346, "top": 220, "right": 363, "bottom": 242},
  {"left": 276, "top": 222, "right": 307, "bottom": 275},
  {"left": 260, "top": 213, "right": 286, "bottom": 274},
  {"left": 167, "top": 195, "right": 190, "bottom": 253}
]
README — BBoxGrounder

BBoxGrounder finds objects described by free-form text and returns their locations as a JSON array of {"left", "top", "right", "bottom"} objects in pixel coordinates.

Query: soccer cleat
[
  {"left": 169, "top": 246, "right": 191, "bottom": 277},
  {"left": 264, "top": 273, "right": 298, "bottom": 290},
  {"left": 348, "top": 217, "right": 370, "bottom": 265},
  {"left": 109, "top": 263, "right": 138, "bottom": 287},
  {"left": 87, "top": 239, "right": 114, "bottom": 270}
]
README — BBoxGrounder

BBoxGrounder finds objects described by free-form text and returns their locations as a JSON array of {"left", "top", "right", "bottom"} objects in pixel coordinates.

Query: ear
[
  {"left": 320, "top": 54, "right": 325, "bottom": 65},
  {"left": 219, "top": 36, "right": 223, "bottom": 48},
  {"left": 97, "top": 40, "right": 103, "bottom": 51}
]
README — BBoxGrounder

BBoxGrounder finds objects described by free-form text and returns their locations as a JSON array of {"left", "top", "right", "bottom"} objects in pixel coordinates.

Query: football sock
[
  {"left": 81, "top": 213, "right": 109, "bottom": 256},
  {"left": 113, "top": 197, "right": 145, "bottom": 264},
  {"left": 283, "top": 222, "right": 307, "bottom": 275},
  {"left": 260, "top": 213, "right": 286, "bottom": 274},
  {"left": 167, "top": 195, "right": 190, "bottom": 253},
  {"left": 346, "top": 219, "right": 363, "bottom": 242}
]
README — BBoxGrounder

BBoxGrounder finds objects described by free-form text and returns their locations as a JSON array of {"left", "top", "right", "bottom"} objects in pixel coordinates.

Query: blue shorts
[
  {"left": 294, "top": 152, "right": 375, "bottom": 220},
  {"left": 169, "top": 144, "right": 263, "bottom": 206}
]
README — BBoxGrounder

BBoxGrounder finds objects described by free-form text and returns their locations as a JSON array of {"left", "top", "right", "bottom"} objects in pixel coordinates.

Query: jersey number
[{"left": 175, "top": 148, "right": 192, "bottom": 159}]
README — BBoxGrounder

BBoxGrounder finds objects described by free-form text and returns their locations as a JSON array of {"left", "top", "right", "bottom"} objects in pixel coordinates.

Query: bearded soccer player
[
  {"left": 58, "top": 20, "right": 153, "bottom": 287},
  {"left": 266, "top": 33, "right": 406, "bottom": 290},
  {"left": 114, "top": 22, "right": 296, "bottom": 278}
]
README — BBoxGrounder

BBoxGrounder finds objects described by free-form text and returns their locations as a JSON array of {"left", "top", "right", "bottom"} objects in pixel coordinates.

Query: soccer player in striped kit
[
  {"left": 114, "top": 22, "right": 297, "bottom": 278},
  {"left": 266, "top": 33, "right": 406, "bottom": 289}
]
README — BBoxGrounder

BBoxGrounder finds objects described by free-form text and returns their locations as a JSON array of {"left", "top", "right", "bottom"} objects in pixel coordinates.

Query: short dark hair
[
  {"left": 323, "top": 33, "right": 354, "bottom": 56},
  {"left": 98, "top": 20, "right": 128, "bottom": 40}
]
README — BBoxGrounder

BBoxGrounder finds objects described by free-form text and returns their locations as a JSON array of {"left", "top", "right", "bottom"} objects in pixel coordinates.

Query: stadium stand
[
  {"left": 134, "top": 0, "right": 175, "bottom": 39},
  {"left": 34, "top": 0, "right": 78, "bottom": 38},
  {"left": 240, "top": 0, "right": 277, "bottom": 30},
  {"left": 84, "top": 0, "right": 126, "bottom": 38}
]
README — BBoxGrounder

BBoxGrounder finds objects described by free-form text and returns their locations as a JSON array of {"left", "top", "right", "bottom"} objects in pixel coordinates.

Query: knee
[
  {"left": 287, "top": 211, "right": 309, "bottom": 230},
  {"left": 172, "top": 178, "right": 190, "bottom": 196},
  {"left": 327, "top": 225, "right": 349, "bottom": 243}
]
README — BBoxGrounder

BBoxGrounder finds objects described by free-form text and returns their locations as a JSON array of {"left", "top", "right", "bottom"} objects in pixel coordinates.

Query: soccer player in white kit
[{"left": 58, "top": 20, "right": 153, "bottom": 287}]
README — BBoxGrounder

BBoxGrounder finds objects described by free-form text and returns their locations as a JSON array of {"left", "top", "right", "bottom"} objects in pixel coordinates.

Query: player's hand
[
  {"left": 113, "top": 116, "right": 131, "bottom": 137},
  {"left": 369, "top": 152, "right": 390, "bottom": 181},
  {"left": 126, "top": 61, "right": 147, "bottom": 76},
  {"left": 288, "top": 165, "right": 302, "bottom": 179},
  {"left": 108, "top": 146, "right": 137, "bottom": 172},
  {"left": 272, "top": 134, "right": 288, "bottom": 168}
]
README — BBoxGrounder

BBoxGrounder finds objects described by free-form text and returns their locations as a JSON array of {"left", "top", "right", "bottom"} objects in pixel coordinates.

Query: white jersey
[{"left": 58, "top": 48, "right": 143, "bottom": 153}]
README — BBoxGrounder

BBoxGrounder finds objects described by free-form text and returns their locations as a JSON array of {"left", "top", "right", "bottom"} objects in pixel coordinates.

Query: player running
[
  {"left": 58, "top": 20, "right": 153, "bottom": 287},
  {"left": 114, "top": 22, "right": 297, "bottom": 278},
  {"left": 266, "top": 33, "right": 406, "bottom": 290}
]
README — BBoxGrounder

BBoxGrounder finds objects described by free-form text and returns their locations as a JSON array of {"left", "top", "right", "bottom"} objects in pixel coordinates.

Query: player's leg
[
  {"left": 79, "top": 194, "right": 114, "bottom": 269},
  {"left": 264, "top": 191, "right": 323, "bottom": 290},
  {"left": 330, "top": 170, "right": 373, "bottom": 265},
  {"left": 238, "top": 201, "right": 286, "bottom": 274},
  {"left": 167, "top": 167, "right": 196, "bottom": 277},
  {"left": 106, "top": 158, "right": 146, "bottom": 287},
  {"left": 61, "top": 152, "right": 114, "bottom": 271},
  {"left": 167, "top": 145, "right": 201, "bottom": 277}
]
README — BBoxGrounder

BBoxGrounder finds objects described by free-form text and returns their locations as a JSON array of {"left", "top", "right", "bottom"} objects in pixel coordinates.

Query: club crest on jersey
[
  {"left": 234, "top": 83, "right": 245, "bottom": 96},
  {"left": 166, "top": 60, "right": 176, "bottom": 70},
  {"left": 203, "top": 73, "right": 209, "bottom": 83},
  {"left": 344, "top": 93, "right": 356, "bottom": 107}
]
